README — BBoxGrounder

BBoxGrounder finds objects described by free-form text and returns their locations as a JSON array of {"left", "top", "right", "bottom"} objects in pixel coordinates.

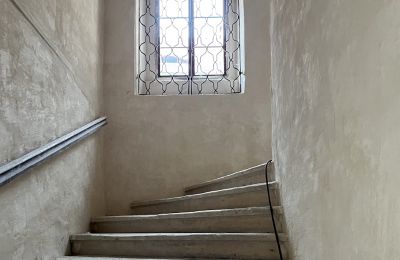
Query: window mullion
[{"left": 188, "top": 0, "right": 195, "bottom": 82}]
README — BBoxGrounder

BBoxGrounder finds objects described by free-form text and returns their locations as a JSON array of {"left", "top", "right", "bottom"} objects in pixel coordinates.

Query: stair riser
[
  {"left": 185, "top": 170, "right": 268, "bottom": 195},
  {"left": 91, "top": 214, "right": 283, "bottom": 233},
  {"left": 131, "top": 190, "right": 279, "bottom": 214},
  {"left": 71, "top": 240, "right": 284, "bottom": 259}
]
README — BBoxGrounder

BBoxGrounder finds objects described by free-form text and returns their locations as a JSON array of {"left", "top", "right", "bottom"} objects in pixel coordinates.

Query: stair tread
[
  {"left": 71, "top": 232, "right": 287, "bottom": 242},
  {"left": 59, "top": 257, "right": 258, "bottom": 260},
  {"left": 93, "top": 207, "right": 283, "bottom": 222},
  {"left": 67, "top": 163, "right": 286, "bottom": 259},
  {"left": 185, "top": 163, "right": 268, "bottom": 193},
  {"left": 130, "top": 182, "right": 278, "bottom": 209},
  {"left": 57, "top": 258, "right": 185, "bottom": 260},
  {"left": 64, "top": 256, "right": 284, "bottom": 260}
]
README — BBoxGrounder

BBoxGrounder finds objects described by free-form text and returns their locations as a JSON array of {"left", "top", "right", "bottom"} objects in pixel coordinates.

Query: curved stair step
[
  {"left": 184, "top": 163, "right": 275, "bottom": 195},
  {"left": 58, "top": 257, "right": 248, "bottom": 260},
  {"left": 57, "top": 258, "right": 181, "bottom": 260},
  {"left": 91, "top": 207, "right": 283, "bottom": 233},
  {"left": 130, "top": 182, "right": 279, "bottom": 214},
  {"left": 70, "top": 233, "right": 287, "bottom": 259},
  {"left": 57, "top": 257, "right": 194, "bottom": 260}
]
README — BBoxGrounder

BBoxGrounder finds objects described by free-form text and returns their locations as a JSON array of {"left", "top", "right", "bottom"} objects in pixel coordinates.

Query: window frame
[
  {"left": 156, "top": 0, "right": 228, "bottom": 78},
  {"left": 135, "top": 0, "right": 245, "bottom": 95}
]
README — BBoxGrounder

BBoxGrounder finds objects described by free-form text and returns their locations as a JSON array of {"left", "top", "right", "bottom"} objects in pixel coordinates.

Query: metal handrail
[{"left": 0, "top": 117, "right": 107, "bottom": 187}]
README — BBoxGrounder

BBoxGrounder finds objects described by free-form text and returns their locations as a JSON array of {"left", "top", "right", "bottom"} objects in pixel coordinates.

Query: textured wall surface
[
  {"left": 0, "top": 0, "right": 105, "bottom": 258},
  {"left": 103, "top": 0, "right": 272, "bottom": 214},
  {"left": 271, "top": 0, "right": 400, "bottom": 259}
]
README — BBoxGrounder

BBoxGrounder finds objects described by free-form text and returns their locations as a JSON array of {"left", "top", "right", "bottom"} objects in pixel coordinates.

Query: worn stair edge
[
  {"left": 184, "top": 163, "right": 272, "bottom": 193},
  {"left": 57, "top": 258, "right": 192, "bottom": 260},
  {"left": 62, "top": 256, "right": 280, "bottom": 260},
  {"left": 71, "top": 232, "right": 288, "bottom": 242},
  {"left": 93, "top": 207, "right": 283, "bottom": 223},
  {"left": 57, "top": 258, "right": 183, "bottom": 260},
  {"left": 57, "top": 258, "right": 228, "bottom": 260},
  {"left": 70, "top": 233, "right": 288, "bottom": 259},
  {"left": 130, "top": 182, "right": 278, "bottom": 209}
]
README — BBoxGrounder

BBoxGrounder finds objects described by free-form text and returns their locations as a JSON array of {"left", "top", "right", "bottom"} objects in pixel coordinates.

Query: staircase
[{"left": 60, "top": 163, "right": 287, "bottom": 259}]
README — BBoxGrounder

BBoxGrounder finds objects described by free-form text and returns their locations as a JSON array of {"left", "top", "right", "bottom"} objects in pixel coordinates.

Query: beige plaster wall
[
  {"left": 271, "top": 0, "right": 400, "bottom": 259},
  {"left": 103, "top": 0, "right": 272, "bottom": 214},
  {"left": 0, "top": 0, "right": 105, "bottom": 258}
]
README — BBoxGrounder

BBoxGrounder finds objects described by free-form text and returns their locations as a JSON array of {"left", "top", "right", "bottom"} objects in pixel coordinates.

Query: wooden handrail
[{"left": 0, "top": 117, "right": 107, "bottom": 187}]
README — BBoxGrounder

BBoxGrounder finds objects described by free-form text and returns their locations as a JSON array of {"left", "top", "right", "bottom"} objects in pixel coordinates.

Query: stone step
[
  {"left": 130, "top": 182, "right": 279, "bottom": 214},
  {"left": 57, "top": 258, "right": 180, "bottom": 260},
  {"left": 184, "top": 163, "right": 274, "bottom": 195},
  {"left": 70, "top": 233, "right": 287, "bottom": 259},
  {"left": 91, "top": 207, "right": 284, "bottom": 233},
  {"left": 57, "top": 257, "right": 190, "bottom": 260},
  {"left": 58, "top": 257, "right": 244, "bottom": 260}
]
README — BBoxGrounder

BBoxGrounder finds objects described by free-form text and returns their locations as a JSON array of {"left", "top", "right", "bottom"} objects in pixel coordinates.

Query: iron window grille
[{"left": 136, "top": 0, "right": 245, "bottom": 95}]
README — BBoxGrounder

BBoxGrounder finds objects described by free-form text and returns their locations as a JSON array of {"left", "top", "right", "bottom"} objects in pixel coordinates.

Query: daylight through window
[{"left": 137, "top": 0, "right": 244, "bottom": 95}]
